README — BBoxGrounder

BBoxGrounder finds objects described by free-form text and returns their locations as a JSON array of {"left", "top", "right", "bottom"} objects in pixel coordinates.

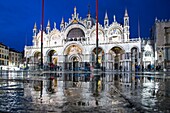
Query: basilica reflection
[
  {"left": 29, "top": 73, "right": 168, "bottom": 96},
  {"left": 0, "top": 71, "right": 170, "bottom": 112},
  {"left": 21, "top": 72, "right": 170, "bottom": 112}
]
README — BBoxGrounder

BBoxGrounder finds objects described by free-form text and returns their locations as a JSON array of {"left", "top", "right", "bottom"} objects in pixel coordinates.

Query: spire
[
  {"left": 138, "top": 16, "right": 140, "bottom": 38},
  {"left": 60, "top": 17, "right": 65, "bottom": 30},
  {"left": 104, "top": 11, "right": 109, "bottom": 28},
  {"left": 113, "top": 15, "right": 116, "bottom": 22},
  {"left": 124, "top": 9, "right": 129, "bottom": 26},
  {"left": 155, "top": 17, "right": 158, "bottom": 22},
  {"left": 105, "top": 11, "right": 108, "bottom": 20},
  {"left": 54, "top": 22, "right": 56, "bottom": 29},
  {"left": 33, "top": 22, "right": 37, "bottom": 30},
  {"left": 46, "top": 20, "right": 51, "bottom": 33},
  {"left": 87, "top": 4, "right": 91, "bottom": 19},
  {"left": 40, "top": 24, "right": 42, "bottom": 30},
  {"left": 33, "top": 22, "right": 37, "bottom": 36},
  {"left": 87, "top": 13, "right": 91, "bottom": 19},
  {"left": 123, "top": 8, "right": 130, "bottom": 41},
  {"left": 124, "top": 9, "right": 128, "bottom": 17},
  {"left": 74, "top": 6, "right": 77, "bottom": 15},
  {"left": 61, "top": 17, "right": 64, "bottom": 24},
  {"left": 47, "top": 20, "right": 50, "bottom": 27},
  {"left": 72, "top": 6, "right": 79, "bottom": 19}
]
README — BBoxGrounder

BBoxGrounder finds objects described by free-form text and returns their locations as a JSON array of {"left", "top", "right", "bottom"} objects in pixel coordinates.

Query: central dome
[{"left": 83, "top": 17, "right": 96, "bottom": 26}]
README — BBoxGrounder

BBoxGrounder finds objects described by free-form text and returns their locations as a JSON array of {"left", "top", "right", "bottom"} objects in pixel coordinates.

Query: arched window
[
  {"left": 145, "top": 51, "right": 151, "bottom": 57},
  {"left": 159, "top": 55, "right": 162, "bottom": 60},
  {"left": 67, "top": 28, "right": 85, "bottom": 39},
  {"left": 91, "top": 53, "right": 95, "bottom": 62}
]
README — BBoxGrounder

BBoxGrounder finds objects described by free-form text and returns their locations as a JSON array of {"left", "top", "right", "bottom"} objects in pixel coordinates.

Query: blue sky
[{"left": 0, "top": 0, "right": 170, "bottom": 51}]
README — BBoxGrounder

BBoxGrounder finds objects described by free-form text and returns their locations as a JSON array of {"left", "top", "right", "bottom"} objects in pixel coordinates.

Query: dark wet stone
[{"left": 0, "top": 71, "right": 170, "bottom": 112}]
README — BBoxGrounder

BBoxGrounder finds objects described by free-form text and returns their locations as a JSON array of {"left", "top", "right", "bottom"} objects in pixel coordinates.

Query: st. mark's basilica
[{"left": 24, "top": 7, "right": 156, "bottom": 71}]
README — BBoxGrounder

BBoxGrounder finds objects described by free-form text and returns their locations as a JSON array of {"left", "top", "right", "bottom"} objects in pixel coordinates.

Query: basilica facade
[{"left": 24, "top": 7, "right": 154, "bottom": 71}]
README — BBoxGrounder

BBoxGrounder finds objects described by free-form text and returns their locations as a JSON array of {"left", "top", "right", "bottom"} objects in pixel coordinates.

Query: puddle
[{"left": 0, "top": 71, "right": 170, "bottom": 112}]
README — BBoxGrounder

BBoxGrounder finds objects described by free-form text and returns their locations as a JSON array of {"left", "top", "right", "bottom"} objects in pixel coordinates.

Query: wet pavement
[{"left": 0, "top": 71, "right": 170, "bottom": 113}]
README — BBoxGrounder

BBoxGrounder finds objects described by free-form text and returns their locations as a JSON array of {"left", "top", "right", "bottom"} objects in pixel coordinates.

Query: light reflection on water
[{"left": 0, "top": 71, "right": 170, "bottom": 113}]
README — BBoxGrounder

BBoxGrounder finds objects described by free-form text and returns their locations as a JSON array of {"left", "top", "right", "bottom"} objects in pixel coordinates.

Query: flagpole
[
  {"left": 41, "top": 0, "right": 44, "bottom": 69},
  {"left": 95, "top": 0, "right": 100, "bottom": 69}
]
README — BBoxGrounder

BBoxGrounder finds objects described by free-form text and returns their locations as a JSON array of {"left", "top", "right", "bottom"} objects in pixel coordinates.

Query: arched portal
[
  {"left": 34, "top": 51, "right": 41, "bottom": 64},
  {"left": 71, "top": 55, "right": 79, "bottom": 70},
  {"left": 91, "top": 47, "right": 105, "bottom": 66},
  {"left": 131, "top": 47, "right": 139, "bottom": 71},
  {"left": 71, "top": 55, "right": 80, "bottom": 62},
  {"left": 47, "top": 50, "right": 57, "bottom": 65},
  {"left": 64, "top": 44, "right": 83, "bottom": 70},
  {"left": 64, "top": 44, "right": 83, "bottom": 62},
  {"left": 109, "top": 46, "right": 125, "bottom": 70}
]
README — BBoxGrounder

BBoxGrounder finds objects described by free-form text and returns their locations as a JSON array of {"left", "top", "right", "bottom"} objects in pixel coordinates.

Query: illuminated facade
[
  {"left": 0, "top": 43, "right": 22, "bottom": 70},
  {"left": 24, "top": 7, "right": 154, "bottom": 71},
  {"left": 151, "top": 19, "right": 170, "bottom": 70},
  {"left": 0, "top": 43, "right": 9, "bottom": 66},
  {"left": 141, "top": 39, "right": 154, "bottom": 69},
  {"left": 8, "top": 48, "right": 22, "bottom": 67}
]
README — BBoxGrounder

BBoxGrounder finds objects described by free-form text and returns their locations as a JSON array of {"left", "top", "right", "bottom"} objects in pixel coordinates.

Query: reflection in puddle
[{"left": 0, "top": 72, "right": 170, "bottom": 112}]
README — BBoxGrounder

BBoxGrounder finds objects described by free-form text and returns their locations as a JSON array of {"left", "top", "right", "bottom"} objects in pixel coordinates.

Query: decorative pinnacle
[
  {"left": 155, "top": 17, "right": 158, "bottom": 22},
  {"left": 124, "top": 9, "right": 128, "bottom": 17},
  {"left": 105, "top": 11, "right": 108, "bottom": 19},
  {"left": 87, "top": 4, "right": 91, "bottom": 18},
  {"left": 113, "top": 15, "right": 116, "bottom": 22},
  {"left": 34, "top": 22, "right": 37, "bottom": 29},
  {"left": 54, "top": 22, "right": 56, "bottom": 29},
  {"left": 47, "top": 20, "right": 50, "bottom": 27},
  {"left": 74, "top": 6, "right": 77, "bottom": 15},
  {"left": 61, "top": 17, "right": 64, "bottom": 24}
]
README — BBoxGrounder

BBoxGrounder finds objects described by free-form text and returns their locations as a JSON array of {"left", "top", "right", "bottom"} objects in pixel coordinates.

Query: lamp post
[
  {"left": 41, "top": 0, "right": 44, "bottom": 69},
  {"left": 95, "top": 0, "right": 100, "bottom": 69}
]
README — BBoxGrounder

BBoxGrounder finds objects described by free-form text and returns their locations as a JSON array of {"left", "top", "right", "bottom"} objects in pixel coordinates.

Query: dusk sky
[{"left": 0, "top": 0, "right": 170, "bottom": 51}]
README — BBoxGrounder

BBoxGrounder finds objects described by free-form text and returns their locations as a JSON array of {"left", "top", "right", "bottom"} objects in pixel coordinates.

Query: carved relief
[{"left": 68, "top": 45, "right": 82, "bottom": 55}]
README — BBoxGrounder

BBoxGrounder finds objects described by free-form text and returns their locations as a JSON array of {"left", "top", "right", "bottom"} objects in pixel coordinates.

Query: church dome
[{"left": 83, "top": 17, "right": 96, "bottom": 26}]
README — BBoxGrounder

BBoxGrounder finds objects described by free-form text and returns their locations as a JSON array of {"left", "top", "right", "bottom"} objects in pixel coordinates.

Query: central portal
[
  {"left": 64, "top": 44, "right": 83, "bottom": 70},
  {"left": 72, "top": 56, "right": 79, "bottom": 71}
]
